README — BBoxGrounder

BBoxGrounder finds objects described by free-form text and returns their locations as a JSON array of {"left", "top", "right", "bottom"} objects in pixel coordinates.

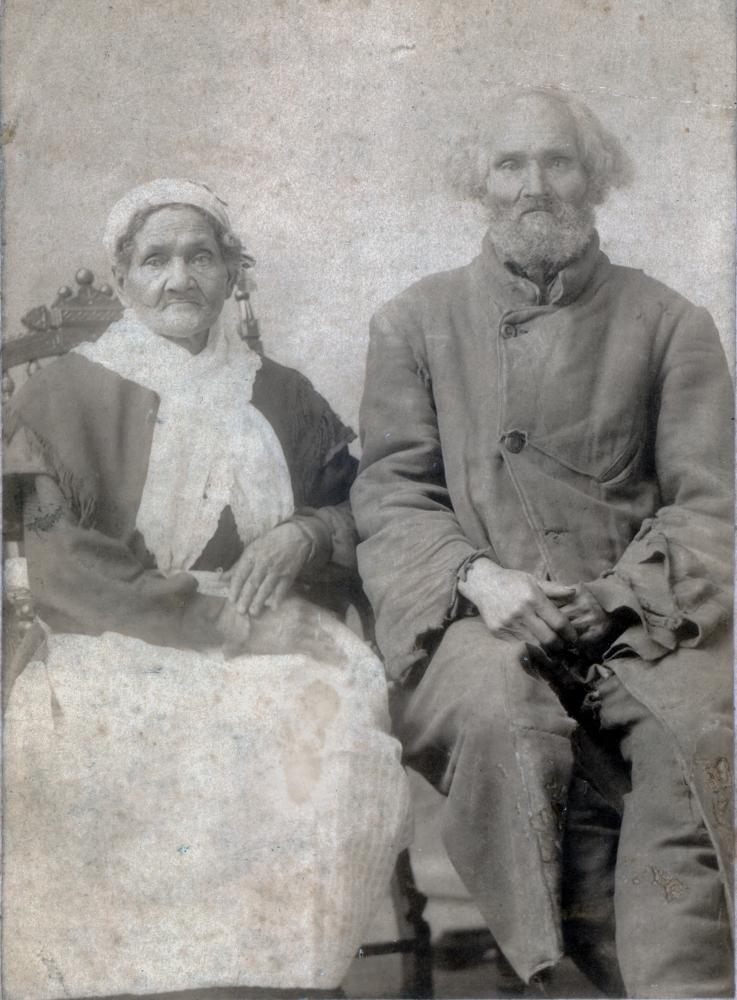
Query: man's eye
[
  {"left": 499, "top": 160, "right": 520, "bottom": 171},
  {"left": 551, "top": 157, "right": 571, "bottom": 169},
  {"left": 193, "top": 252, "right": 213, "bottom": 266},
  {"left": 143, "top": 256, "right": 164, "bottom": 268}
]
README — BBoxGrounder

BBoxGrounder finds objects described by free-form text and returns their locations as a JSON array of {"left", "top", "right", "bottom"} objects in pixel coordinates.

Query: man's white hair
[{"left": 446, "top": 87, "right": 634, "bottom": 207}]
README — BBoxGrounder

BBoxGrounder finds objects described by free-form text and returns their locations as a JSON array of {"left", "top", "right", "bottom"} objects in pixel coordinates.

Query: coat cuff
[
  {"left": 290, "top": 513, "right": 333, "bottom": 572},
  {"left": 584, "top": 574, "right": 675, "bottom": 660},
  {"left": 587, "top": 573, "right": 727, "bottom": 663},
  {"left": 371, "top": 537, "right": 478, "bottom": 684},
  {"left": 297, "top": 502, "right": 358, "bottom": 571},
  {"left": 583, "top": 575, "right": 642, "bottom": 620},
  {"left": 450, "top": 547, "right": 496, "bottom": 620},
  {"left": 405, "top": 547, "right": 495, "bottom": 684}
]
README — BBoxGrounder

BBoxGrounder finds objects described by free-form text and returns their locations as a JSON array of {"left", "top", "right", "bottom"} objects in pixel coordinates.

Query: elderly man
[{"left": 351, "top": 89, "right": 733, "bottom": 998}]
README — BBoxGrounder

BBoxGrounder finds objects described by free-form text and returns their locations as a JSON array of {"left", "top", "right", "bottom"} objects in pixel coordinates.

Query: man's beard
[{"left": 486, "top": 197, "right": 595, "bottom": 276}]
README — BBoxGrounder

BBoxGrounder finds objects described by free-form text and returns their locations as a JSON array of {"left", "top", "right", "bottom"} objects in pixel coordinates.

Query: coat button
[
  {"left": 501, "top": 323, "right": 516, "bottom": 339},
  {"left": 503, "top": 430, "right": 527, "bottom": 453}
]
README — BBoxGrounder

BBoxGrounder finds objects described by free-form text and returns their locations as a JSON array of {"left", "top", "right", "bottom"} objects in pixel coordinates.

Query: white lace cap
[{"left": 103, "top": 178, "right": 233, "bottom": 258}]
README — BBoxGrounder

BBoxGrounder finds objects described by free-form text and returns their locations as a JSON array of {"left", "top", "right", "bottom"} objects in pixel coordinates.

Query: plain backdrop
[{"left": 3, "top": 0, "right": 735, "bottom": 432}]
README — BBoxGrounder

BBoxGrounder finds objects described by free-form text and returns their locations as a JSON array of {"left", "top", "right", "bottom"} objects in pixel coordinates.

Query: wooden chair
[{"left": 2, "top": 268, "right": 434, "bottom": 1000}]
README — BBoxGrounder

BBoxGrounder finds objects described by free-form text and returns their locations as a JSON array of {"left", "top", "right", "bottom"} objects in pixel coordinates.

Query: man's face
[
  {"left": 114, "top": 206, "right": 234, "bottom": 349},
  {"left": 484, "top": 96, "right": 595, "bottom": 270}
]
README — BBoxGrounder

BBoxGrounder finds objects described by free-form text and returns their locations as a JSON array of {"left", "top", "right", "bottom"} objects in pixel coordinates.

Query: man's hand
[
  {"left": 548, "top": 583, "right": 617, "bottom": 649},
  {"left": 224, "top": 521, "right": 312, "bottom": 617},
  {"left": 459, "top": 558, "right": 578, "bottom": 651}
]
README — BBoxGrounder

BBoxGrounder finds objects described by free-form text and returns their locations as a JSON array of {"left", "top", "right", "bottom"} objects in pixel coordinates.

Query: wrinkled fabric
[
  {"left": 3, "top": 599, "right": 411, "bottom": 998},
  {"left": 563, "top": 660, "right": 733, "bottom": 999},
  {"left": 352, "top": 231, "right": 734, "bottom": 984},
  {"left": 353, "top": 231, "right": 733, "bottom": 682},
  {"left": 391, "top": 617, "right": 575, "bottom": 983}
]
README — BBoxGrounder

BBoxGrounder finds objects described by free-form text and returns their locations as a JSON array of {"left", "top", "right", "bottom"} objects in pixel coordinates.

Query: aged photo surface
[{"left": 1, "top": 2, "right": 734, "bottom": 999}]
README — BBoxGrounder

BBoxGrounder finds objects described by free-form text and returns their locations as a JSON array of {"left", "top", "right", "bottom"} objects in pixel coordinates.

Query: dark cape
[{"left": 4, "top": 351, "right": 357, "bottom": 658}]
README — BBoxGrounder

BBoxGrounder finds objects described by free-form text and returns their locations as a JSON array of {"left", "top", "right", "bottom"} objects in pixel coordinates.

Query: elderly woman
[{"left": 3, "top": 180, "right": 410, "bottom": 1000}]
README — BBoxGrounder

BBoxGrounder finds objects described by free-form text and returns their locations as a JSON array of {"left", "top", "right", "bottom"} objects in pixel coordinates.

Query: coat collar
[{"left": 474, "top": 227, "right": 606, "bottom": 310}]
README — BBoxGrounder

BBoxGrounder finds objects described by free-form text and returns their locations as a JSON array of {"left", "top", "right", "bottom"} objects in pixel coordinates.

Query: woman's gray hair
[
  {"left": 446, "top": 88, "right": 634, "bottom": 207},
  {"left": 112, "top": 203, "right": 244, "bottom": 280}
]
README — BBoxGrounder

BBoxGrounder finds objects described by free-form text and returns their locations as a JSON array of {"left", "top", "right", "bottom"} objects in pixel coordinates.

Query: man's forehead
[{"left": 491, "top": 95, "right": 580, "bottom": 155}]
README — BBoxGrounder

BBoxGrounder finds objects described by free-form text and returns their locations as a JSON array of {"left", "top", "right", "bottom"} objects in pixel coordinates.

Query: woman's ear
[{"left": 111, "top": 266, "right": 131, "bottom": 306}]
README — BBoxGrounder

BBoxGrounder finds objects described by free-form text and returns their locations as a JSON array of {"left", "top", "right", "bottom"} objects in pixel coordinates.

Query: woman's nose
[{"left": 165, "top": 258, "right": 195, "bottom": 290}]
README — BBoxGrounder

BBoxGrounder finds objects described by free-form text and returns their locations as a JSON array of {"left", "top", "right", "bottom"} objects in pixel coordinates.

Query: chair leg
[{"left": 391, "top": 848, "right": 434, "bottom": 998}]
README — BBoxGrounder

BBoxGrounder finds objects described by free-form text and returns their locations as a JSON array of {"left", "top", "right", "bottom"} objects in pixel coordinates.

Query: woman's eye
[
  {"left": 499, "top": 160, "right": 520, "bottom": 172},
  {"left": 551, "top": 157, "right": 570, "bottom": 169},
  {"left": 193, "top": 252, "right": 213, "bottom": 266}
]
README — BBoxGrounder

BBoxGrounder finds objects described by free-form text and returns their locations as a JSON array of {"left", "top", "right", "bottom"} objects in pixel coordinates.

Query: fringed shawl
[{"left": 5, "top": 345, "right": 356, "bottom": 551}]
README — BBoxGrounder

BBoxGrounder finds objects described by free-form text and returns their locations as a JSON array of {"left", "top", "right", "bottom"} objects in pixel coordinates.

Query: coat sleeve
[
  {"left": 587, "top": 303, "right": 734, "bottom": 660},
  {"left": 299, "top": 445, "right": 359, "bottom": 571},
  {"left": 251, "top": 358, "right": 359, "bottom": 571},
  {"left": 22, "top": 472, "right": 228, "bottom": 652},
  {"left": 351, "top": 305, "right": 479, "bottom": 681}
]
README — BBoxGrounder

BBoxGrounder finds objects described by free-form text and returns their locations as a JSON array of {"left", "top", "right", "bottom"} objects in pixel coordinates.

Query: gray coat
[{"left": 352, "top": 232, "right": 733, "bottom": 908}]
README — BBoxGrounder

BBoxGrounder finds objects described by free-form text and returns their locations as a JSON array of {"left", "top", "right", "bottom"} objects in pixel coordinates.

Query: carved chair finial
[{"left": 8, "top": 270, "right": 125, "bottom": 374}]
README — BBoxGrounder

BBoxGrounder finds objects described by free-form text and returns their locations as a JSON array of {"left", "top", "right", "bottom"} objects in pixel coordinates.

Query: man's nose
[
  {"left": 522, "top": 160, "right": 548, "bottom": 197},
  {"left": 165, "top": 258, "right": 195, "bottom": 291}
]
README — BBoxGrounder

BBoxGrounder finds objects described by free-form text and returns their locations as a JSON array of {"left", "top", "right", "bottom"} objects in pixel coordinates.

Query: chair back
[{"left": 3, "top": 269, "right": 122, "bottom": 402}]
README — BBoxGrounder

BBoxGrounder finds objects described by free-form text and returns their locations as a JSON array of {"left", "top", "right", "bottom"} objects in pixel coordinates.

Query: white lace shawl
[{"left": 75, "top": 309, "right": 294, "bottom": 574}]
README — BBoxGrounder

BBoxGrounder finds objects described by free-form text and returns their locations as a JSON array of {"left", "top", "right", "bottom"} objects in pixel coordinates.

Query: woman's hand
[
  {"left": 459, "top": 558, "right": 578, "bottom": 652},
  {"left": 217, "top": 600, "right": 253, "bottom": 659},
  {"left": 217, "top": 594, "right": 347, "bottom": 664},
  {"left": 224, "top": 521, "right": 313, "bottom": 617}
]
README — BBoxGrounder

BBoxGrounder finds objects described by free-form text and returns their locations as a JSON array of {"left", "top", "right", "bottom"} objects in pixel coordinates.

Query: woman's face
[{"left": 114, "top": 206, "right": 234, "bottom": 351}]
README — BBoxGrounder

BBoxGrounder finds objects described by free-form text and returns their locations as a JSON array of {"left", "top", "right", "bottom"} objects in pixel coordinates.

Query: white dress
[{"left": 3, "top": 314, "right": 412, "bottom": 1000}]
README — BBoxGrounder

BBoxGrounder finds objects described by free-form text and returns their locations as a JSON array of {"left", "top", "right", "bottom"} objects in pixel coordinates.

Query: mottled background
[{"left": 3, "top": 0, "right": 735, "bottom": 432}]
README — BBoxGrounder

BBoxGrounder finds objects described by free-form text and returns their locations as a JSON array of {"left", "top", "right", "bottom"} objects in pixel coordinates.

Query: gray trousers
[
  {"left": 562, "top": 674, "right": 733, "bottom": 998},
  {"left": 391, "top": 617, "right": 733, "bottom": 997}
]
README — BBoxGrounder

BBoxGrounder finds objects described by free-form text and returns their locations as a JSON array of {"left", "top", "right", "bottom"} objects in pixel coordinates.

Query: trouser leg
[
  {"left": 391, "top": 618, "right": 576, "bottom": 984},
  {"left": 562, "top": 729, "right": 627, "bottom": 997},
  {"left": 600, "top": 676, "right": 733, "bottom": 998},
  {"left": 565, "top": 673, "right": 733, "bottom": 998}
]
